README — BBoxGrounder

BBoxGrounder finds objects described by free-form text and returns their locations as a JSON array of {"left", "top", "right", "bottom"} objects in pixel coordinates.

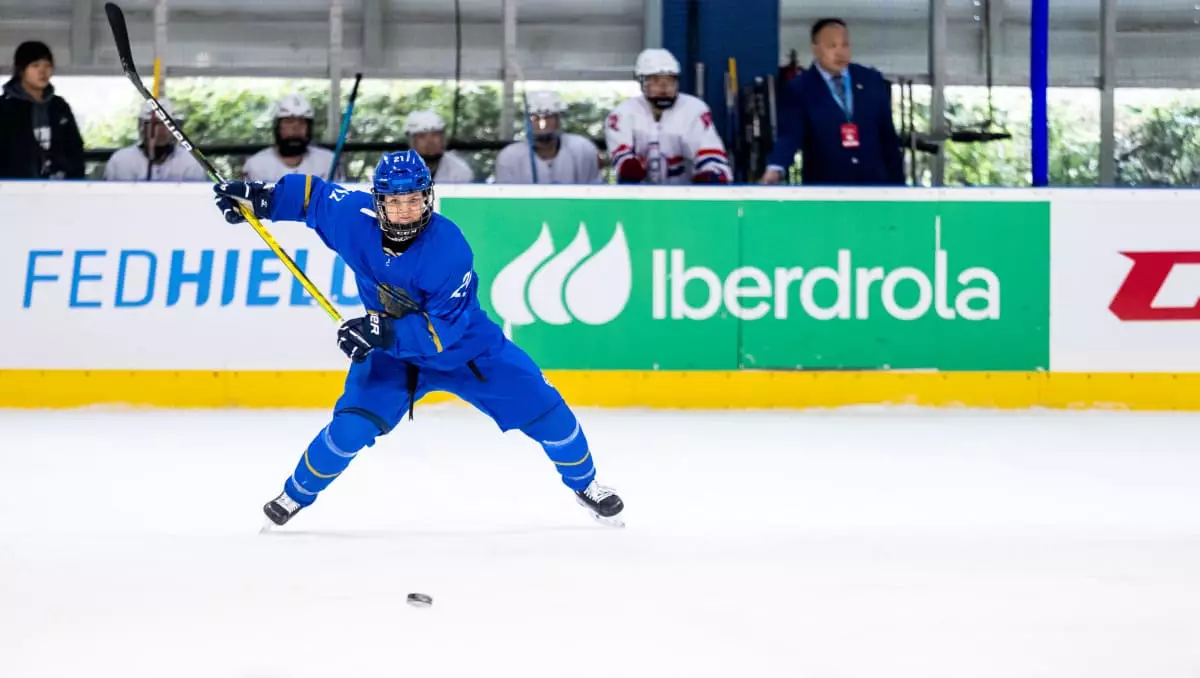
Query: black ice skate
[
  {"left": 575, "top": 480, "right": 624, "bottom": 528},
  {"left": 262, "top": 491, "right": 304, "bottom": 528}
]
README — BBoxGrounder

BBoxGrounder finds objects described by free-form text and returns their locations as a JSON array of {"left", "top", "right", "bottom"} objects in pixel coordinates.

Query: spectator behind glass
[
  {"left": 403, "top": 110, "right": 474, "bottom": 183},
  {"left": 605, "top": 48, "right": 731, "bottom": 185},
  {"left": 104, "top": 98, "right": 207, "bottom": 181},
  {"left": 0, "top": 41, "right": 84, "bottom": 179},
  {"left": 494, "top": 91, "right": 603, "bottom": 184},
  {"left": 762, "top": 19, "right": 904, "bottom": 186},
  {"left": 242, "top": 93, "right": 340, "bottom": 182}
]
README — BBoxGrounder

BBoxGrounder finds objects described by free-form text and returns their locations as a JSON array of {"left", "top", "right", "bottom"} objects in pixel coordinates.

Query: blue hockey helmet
[{"left": 372, "top": 150, "right": 434, "bottom": 244}]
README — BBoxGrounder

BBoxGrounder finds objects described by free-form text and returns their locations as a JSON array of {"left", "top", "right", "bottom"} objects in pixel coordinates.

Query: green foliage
[
  {"left": 81, "top": 79, "right": 622, "bottom": 182},
  {"left": 941, "top": 91, "right": 1101, "bottom": 187},
  {"left": 892, "top": 88, "right": 1106, "bottom": 187},
  {"left": 1116, "top": 104, "right": 1200, "bottom": 186},
  {"left": 79, "top": 80, "right": 1200, "bottom": 187},
  {"left": 941, "top": 94, "right": 1032, "bottom": 187}
]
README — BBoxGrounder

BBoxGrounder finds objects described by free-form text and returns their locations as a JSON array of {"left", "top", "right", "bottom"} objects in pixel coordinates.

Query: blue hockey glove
[
  {"left": 213, "top": 180, "right": 273, "bottom": 224},
  {"left": 337, "top": 311, "right": 395, "bottom": 363}
]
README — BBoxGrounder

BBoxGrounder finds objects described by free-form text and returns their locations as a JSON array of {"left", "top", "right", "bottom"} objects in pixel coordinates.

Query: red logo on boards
[{"left": 1109, "top": 251, "right": 1200, "bottom": 321}]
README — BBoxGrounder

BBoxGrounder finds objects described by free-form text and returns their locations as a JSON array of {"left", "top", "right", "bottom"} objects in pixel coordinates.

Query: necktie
[{"left": 831, "top": 75, "right": 848, "bottom": 113}]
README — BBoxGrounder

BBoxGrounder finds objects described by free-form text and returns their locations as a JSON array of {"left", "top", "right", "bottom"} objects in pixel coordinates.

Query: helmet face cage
[
  {"left": 273, "top": 117, "right": 313, "bottom": 142},
  {"left": 374, "top": 186, "right": 435, "bottom": 243},
  {"left": 529, "top": 112, "right": 561, "bottom": 141},
  {"left": 372, "top": 150, "right": 435, "bottom": 244},
  {"left": 273, "top": 117, "right": 313, "bottom": 157},
  {"left": 640, "top": 73, "right": 680, "bottom": 109}
]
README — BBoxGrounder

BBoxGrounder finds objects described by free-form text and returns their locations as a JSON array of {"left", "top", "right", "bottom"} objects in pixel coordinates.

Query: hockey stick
[
  {"left": 509, "top": 59, "right": 539, "bottom": 183},
  {"left": 145, "top": 57, "right": 162, "bottom": 181},
  {"left": 520, "top": 88, "right": 539, "bottom": 183},
  {"left": 104, "top": 2, "right": 344, "bottom": 325},
  {"left": 327, "top": 72, "right": 362, "bottom": 182},
  {"left": 726, "top": 57, "right": 739, "bottom": 182}
]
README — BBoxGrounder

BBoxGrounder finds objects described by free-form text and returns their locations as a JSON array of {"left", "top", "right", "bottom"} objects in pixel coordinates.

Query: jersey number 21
[{"left": 451, "top": 272, "right": 474, "bottom": 299}]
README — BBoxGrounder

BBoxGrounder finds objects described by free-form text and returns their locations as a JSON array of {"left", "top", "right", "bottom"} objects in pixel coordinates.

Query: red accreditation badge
[{"left": 841, "top": 123, "right": 860, "bottom": 148}]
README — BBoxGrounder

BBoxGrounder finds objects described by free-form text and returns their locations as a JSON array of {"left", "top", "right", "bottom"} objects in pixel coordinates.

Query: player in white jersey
[
  {"left": 494, "top": 91, "right": 603, "bottom": 184},
  {"left": 242, "top": 93, "right": 339, "bottom": 182},
  {"left": 402, "top": 111, "right": 474, "bottom": 183},
  {"left": 605, "top": 48, "right": 731, "bottom": 185},
  {"left": 404, "top": 110, "right": 474, "bottom": 183},
  {"left": 104, "top": 98, "right": 207, "bottom": 182}
]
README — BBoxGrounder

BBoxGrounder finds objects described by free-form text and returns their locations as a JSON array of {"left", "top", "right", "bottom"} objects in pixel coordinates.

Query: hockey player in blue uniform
[{"left": 212, "top": 151, "right": 624, "bottom": 527}]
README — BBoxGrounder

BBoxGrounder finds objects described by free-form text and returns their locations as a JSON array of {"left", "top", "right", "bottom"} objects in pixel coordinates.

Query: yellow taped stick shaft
[{"left": 238, "top": 204, "right": 344, "bottom": 324}]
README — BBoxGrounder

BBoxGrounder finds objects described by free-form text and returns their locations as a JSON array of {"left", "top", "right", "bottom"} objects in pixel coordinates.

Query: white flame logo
[{"left": 491, "top": 222, "right": 632, "bottom": 336}]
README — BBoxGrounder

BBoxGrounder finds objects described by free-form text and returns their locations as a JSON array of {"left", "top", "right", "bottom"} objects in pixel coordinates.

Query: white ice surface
[{"left": 2, "top": 405, "right": 1200, "bottom": 678}]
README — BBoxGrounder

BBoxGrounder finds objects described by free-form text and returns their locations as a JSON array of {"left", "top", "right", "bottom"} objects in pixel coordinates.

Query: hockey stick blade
[
  {"left": 105, "top": 2, "right": 205, "bottom": 169},
  {"left": 104, "top": 2, "right": 137, "bottom": 76}
]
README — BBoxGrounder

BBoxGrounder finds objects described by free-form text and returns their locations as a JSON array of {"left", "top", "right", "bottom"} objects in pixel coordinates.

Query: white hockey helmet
[
  {"left": 525, "top": 91, "right": 566, "bottom": 117},
  {"left": 404, "top": 110, "right": 447, "bottom": 136},
  {"left": 139, "top": 97, "right": 180, "bottom": 121},
  {"left": 270, "top": 93, "right": 315, "bottom": 120},
  {"left": 634, "top": 48, "right": 681, "bottom": 78}
]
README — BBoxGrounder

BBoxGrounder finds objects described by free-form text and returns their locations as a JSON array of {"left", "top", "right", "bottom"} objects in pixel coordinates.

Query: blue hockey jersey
[{"left": 270, "top": 174, "right": 504, "bottom": 371}]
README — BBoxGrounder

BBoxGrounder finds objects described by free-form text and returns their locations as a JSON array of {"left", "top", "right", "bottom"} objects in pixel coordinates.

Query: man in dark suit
[{"left": 762, "top": 19, "right": 904, "bottom": 186}]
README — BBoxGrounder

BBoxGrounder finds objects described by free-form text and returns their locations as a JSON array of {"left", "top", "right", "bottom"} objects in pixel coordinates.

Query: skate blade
[
  {"left": 259, "top": 518, "right": 278, "bottom": 534},
  {"left": 590, "top": 512, "right": 625, "bottom": 529}
]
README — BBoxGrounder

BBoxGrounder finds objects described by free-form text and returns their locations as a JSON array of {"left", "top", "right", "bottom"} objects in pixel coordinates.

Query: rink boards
[{"left": 3, "top": 182, "right": 1199, "bottom": 410}]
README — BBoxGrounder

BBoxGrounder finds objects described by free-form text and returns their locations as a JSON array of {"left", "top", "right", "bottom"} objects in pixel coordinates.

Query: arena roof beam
[
  {"left": 500, "top": 0, "right": 517, "bottom": 141},
  {"left": 70, "top": 0, "right": 92, "bottom": 66},
  {"left": 329, "top": 0, "right": 345, "bottom": 142},
  {"left": 1099, "top": 0, "right": 1116, "bottom": 186},
  {"left": 363, "top": 0, "right": 384, "bottom": 69},
  {"left": 644, "top": 0, "right": 661, "bottom": 50},
  {"left": 929, "top": 0, "right": 948, "bottom": 186}
]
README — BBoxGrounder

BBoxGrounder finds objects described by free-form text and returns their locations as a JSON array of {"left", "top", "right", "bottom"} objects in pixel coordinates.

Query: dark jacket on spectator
[
  {"left": 767, "top": 62, "right": 904, "bottom": 185},
  {"left": 0, "top": 77, "right": 84, "bottom": 179}
]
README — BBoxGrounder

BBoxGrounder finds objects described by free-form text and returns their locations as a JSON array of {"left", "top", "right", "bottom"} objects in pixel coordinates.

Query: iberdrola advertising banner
[
  {"left": 738, "top": 200, "right": 1049, "bottom": 370},
  {"left": 0, "top": 183, "right": 1049, "bottom": 373},
  {"left": 441, "top": 196, "right": 1050, "bottom": 371},
  {"left": 447, "top": 198, "right": 743, "bottom": 369}
]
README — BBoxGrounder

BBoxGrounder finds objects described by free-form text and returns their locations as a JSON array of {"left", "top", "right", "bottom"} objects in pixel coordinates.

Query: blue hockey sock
[
  {"left": 522, "top": 403, "right": 595, "bottom": 491},
  {"left": 284, "top": 411, "right": 382, "bottom": 506}
]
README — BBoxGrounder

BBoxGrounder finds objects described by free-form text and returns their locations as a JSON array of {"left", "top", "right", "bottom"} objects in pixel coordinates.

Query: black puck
[{"left": 407, "top": 593, "right": 433, "bottom": 608}]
